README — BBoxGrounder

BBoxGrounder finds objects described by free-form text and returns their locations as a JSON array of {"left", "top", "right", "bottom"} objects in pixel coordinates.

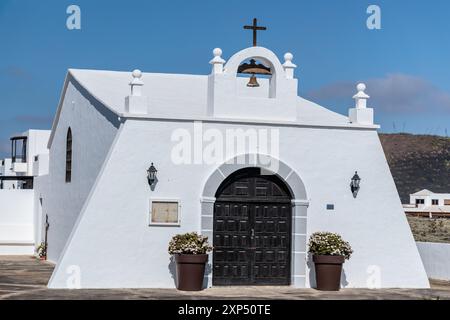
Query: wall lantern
[
  {"left": 147, "top": 163, "right": 158, "bottom": 186},
  {"left": 350, "top": 171, "right": 361, "bottom": 198}
]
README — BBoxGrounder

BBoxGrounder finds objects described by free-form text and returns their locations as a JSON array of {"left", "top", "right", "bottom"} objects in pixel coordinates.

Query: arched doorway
[{"left": 212, "top": 168, "right": 293, "bottom": 285}]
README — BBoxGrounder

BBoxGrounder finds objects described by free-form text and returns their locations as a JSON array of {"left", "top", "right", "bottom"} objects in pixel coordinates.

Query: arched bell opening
[
  {"left": 236, "top": 57, "right": 276, "bottom": 99},
  {"left": 238, "top": 58, "right": 272, "bottom": 87}
]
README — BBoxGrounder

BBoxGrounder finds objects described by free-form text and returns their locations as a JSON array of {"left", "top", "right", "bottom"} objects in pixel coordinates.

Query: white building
[
  {"left": 1, "top": 130, "right": 50, "bottom": 180},
  {"left": 0, "top": 158, "right": 14, "bottom": 189},
  {"left": 0, "top": 129, "right": 51, "bottom": 254},
  {"left": 28, "top": 43, "right": 429, "bottom": 290},
  {"left": 404, "top": 189, "right": 450, "bottom": 218}
]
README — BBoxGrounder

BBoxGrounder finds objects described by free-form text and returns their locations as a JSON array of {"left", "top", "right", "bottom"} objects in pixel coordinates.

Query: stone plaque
[{"left": 150, "top": 201, "right": 179, "bottom": 224}]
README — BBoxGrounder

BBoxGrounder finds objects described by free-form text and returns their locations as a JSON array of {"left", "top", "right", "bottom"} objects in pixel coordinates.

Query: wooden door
[{"left": 213, "top": 168, "right": 292, "bottom": 285}]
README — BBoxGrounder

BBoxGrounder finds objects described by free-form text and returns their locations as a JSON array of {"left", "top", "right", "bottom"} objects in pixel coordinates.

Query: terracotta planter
[
  {"left": 313, "top": 255, "right": 345, "bottom": 291},
  {"left": 175, "top": 254, "right": 208, "bottom": 291}
]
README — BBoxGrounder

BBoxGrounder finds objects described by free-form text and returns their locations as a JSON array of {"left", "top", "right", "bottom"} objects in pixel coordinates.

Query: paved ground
[{"left": 1, "top": 256, "right": 449, "bottom": 300}]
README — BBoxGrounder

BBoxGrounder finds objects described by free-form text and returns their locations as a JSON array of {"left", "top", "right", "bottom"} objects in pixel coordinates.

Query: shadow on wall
[
  {"left": 70, "top": 75, "right": 122, "bottom": 129},
  {"left": 168, "top": 255, "right": 213, "bottom": 289},
  {"left": 307, "top": 255, "right": 316, "bottom": 288},
  {"left": 341, "top": 269, "right": 349, "bottom": 288},
  {"left": 202, "top": 260, "right": 212, "bottom": 289},
  {"left": 149, "top": 177, "right": 158, "bottom": 192},
  {"left": 168, "top": 255, "right": 177, "bottom": 287}
]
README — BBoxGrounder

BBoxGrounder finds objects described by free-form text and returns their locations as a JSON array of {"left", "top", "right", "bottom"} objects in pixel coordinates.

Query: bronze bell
[
  {"left": 238, "top": 59, "right": 271, "bottom": 88},
  {"left": 247, "top": 74, "right": 260, "bottom": 87}
]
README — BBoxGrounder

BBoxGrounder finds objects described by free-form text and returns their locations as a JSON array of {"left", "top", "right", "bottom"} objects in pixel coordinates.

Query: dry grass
[{"left": 407, "top": 216, "right": 450, "bottom": 243}]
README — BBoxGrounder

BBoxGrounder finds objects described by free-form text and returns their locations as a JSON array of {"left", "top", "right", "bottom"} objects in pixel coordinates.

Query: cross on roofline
[{"left": 244, "top": 18, "right": 267, "bottom": 47}]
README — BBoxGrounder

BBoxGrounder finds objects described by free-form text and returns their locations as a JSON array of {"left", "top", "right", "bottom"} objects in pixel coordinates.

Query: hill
[{"left": 379, "top": 133, "right": 450, "bottom": 203}]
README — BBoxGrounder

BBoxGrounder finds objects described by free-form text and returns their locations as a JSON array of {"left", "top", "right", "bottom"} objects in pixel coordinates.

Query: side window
[{"left": 65, "top": 128, "right": 72, "bottom": 183}]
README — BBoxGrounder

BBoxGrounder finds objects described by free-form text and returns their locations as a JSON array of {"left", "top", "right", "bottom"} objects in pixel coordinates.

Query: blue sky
[{"left": 1, "top": 0, "right": 450, "bottom": 157}]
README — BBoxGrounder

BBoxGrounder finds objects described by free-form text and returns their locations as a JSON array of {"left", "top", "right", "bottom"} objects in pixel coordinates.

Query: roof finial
[
  {"left": 130, "top": 69, "right": 144, "bottom": 97},
  {"left": 209, "top": 48, "right": 226, "bottom": 74},
  {"left": 125, "top": 69, "right": 148, "bottom": 114},
  {"left": 353, "top": 83, "right": 370, "bottom": 109},
  {"left": 349, "top": 82, "right": 374, "bottom": 125},
  {"left": 282, "top": 52, "right": 297, "bottom": 79}
]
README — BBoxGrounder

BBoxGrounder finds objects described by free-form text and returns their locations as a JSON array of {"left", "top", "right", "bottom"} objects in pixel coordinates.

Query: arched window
[{"left": 65, "top": 128, "right": 72, "bottom": 183}]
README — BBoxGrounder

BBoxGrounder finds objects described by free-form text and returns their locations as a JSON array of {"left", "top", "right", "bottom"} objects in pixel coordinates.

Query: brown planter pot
[
  {"left": 175, "top": 254, "right": 208, "bottom": 291},
  {"left": 313, "top": 255, "right": 345, "bottom": 291}
]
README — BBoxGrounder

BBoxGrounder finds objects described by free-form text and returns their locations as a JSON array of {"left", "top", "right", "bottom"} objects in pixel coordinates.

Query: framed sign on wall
[{"left": 149, "top": 199, "right": 181, "bottom": 226}]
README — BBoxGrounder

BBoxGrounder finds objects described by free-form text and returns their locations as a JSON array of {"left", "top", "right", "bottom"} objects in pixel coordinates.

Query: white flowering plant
[
  {"left": 36, "top": 242, "right": 47, "bottom": 259},
  {"left": 308, "top": 232, "right": 353, "bottom": 260},
  {"left": 168, "top": 232, "right": 213, "bottom": 255}
]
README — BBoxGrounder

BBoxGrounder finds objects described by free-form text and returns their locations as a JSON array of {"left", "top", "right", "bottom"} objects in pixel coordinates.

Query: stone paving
[{"left": 0, "top": 256, "right": 449, "bottom": 300}]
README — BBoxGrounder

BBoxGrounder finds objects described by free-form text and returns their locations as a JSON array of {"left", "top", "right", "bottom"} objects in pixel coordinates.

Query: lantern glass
[
  {"left": 147, "top": 163, "right": 157, "bottom": 185},
  {"left": 350, "top": 172, "right": 361, "bottom": 198}
]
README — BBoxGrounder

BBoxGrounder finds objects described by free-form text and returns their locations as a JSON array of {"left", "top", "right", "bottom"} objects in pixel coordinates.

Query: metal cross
[{"left": 244, "top": 18, "right": 267, "bottom": 47}]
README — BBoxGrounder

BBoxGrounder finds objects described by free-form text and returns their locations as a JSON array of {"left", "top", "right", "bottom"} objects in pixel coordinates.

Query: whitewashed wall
[
  {"left": 417, "top": 242, "right": 450, "bottom": 281},
  {"left": 41, "top": 76, "right": 120, "bottom": 262},
  {"left": 0, "top": 190, "right": 35, "bottom": 254},
  {"left": 33, "top": 174, "right": 49, "bottom": 247},
  {"left": 48, "top": 119, "right": 429, "bottom": 289},
  {"left": 26, "top": 130, "right": 51, "bottom": 176}
]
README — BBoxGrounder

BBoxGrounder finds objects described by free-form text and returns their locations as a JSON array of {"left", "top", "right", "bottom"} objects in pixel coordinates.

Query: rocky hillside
[{"left": 379, "top": 133, "right": 450, "bottom": 203}]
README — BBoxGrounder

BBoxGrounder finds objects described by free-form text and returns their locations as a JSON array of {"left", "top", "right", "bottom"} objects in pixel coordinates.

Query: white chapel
[{"left": 0, "top": 22, "right": 429, "bottom": 289}]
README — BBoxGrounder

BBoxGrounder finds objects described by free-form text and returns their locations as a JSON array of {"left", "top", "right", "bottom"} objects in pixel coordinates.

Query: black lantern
[
  {"left": 147, "top": 163, "right": 157, "bottom": 186},
  {"left": 350, "top": 171, "right": 361, "bottom": 198}
]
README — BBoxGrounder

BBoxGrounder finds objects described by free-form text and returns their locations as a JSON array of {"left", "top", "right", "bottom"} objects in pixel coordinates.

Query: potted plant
[
  {"left": 168, "top": 232, "right": 213, "bottom": 291},
  {"left": 308, "top": 232, "right": 353, "bottom": 291},
  {"left": 36, "top": 242, "right": 47, "bottom": 260}
]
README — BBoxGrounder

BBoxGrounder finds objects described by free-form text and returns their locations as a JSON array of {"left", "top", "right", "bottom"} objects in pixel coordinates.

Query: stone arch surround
[{"left": 200, "top": 154, "right": 309, "bottom": 288}]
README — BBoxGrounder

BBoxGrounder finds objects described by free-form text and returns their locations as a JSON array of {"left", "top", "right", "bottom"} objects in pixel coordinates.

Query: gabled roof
[
  {"left": 47, "top": 68, "right": 375, "bottom": 148},
  {"left": 412, "top": 189, "right": 434, "bottom": 196},
  {"left": 67, "top": 68, "right": 351, "bottom": 124}
]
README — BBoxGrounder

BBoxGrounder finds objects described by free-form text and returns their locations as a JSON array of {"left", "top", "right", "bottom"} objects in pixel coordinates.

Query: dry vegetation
[
  {"left": 379, "top": 134, "right": 450, "bottom": 203},
  {"left": 407, "top": 216, "right": 450, "bottom": 243}
]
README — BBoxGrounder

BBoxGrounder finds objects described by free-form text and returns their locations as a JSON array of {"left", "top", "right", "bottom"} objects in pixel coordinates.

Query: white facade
[
  {"left": 43, "top": 77, "right": 120, "bottom": 262},
  {"left": 30, "top": 46, "right": 429, "bottom": 289},
  {"left": 0, "top": 130, "right": 50, "bottom": 254},
  {"left": 409, "top": 190, "right": 450, "bottom": 207},
  {"left": 1, "top": 130, "right": 51, "bottom": 180},
  {"left": 0, "top": 159, "right": 13, "bottom": 176},
  {"left": 0, "top": 159, "right": 15, "bottom": 189},
  {"left": 25, "top": 130, "right": 51, "bottom": 177}
]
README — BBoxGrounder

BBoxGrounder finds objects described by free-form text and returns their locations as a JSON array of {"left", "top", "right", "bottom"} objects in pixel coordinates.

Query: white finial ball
[
  {"left": 213, "top": 48, "right": 222, "bottom": 57},
  {"left": 284, "top": 52, "right": 293, "bottom": 62},
  {"left": 357, "top": 83, "right": 366, "bottom": 92},
  {"left": 132, "top": 69, "right": 142, "bottom": 79}
]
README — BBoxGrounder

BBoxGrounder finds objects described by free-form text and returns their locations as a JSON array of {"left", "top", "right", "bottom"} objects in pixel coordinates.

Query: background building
[{"left": 404, "top": 189, "right": 450, "bottom": 218}]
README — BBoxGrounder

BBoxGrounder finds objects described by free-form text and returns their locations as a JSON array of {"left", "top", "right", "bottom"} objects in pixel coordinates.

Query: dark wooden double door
[{"left": 213, "top": 168, "right": 292, "bottom": 286}]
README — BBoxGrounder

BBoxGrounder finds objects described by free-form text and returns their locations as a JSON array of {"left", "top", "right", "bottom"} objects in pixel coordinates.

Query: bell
[
  {"left": 238, "top": 59, "right": 272, "bottom": 75},
  {"left": 247, "top": 74, "right": 260, "bottom": 87}
]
